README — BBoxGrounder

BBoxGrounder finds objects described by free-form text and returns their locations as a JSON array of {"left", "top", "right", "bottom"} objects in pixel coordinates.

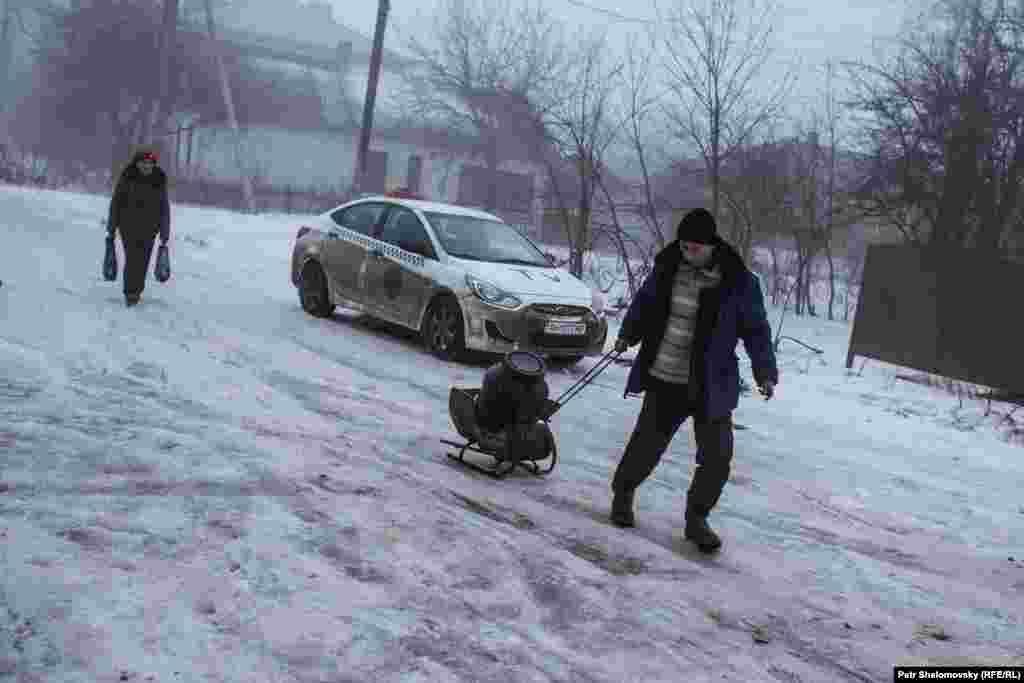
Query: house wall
[
  {"left": 186, "top": 124, "right": 545, "bottom": 213},
  {"left": 171, "top": 1, "right": 546, "bottom": 215},
  {"left": 187, "top": 126, "right": 352, "bottom": 190}
]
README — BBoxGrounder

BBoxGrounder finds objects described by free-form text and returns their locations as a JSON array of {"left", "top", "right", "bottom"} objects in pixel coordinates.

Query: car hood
[{"left": 454, "top": 259, "right": 592, "bottom": 301}]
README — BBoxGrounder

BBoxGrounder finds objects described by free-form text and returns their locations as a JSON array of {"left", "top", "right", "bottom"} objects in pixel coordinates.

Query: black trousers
[
  {"left": 611, "top": 377, "right": 735, "bottom": 518},
  {"left": 121, "top": 235, "right": 156, "bottom": 298}
]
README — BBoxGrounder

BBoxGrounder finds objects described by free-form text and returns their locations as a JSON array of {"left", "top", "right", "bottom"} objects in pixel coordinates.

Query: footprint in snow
[{"left": 125, "top": 360, "right": 167, "bottom": 383}]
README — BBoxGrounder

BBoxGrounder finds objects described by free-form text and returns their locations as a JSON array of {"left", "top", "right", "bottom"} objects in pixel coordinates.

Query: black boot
[
  {"left": 610, "top": 488, "right": 636, "bottom": 528},
  {"left": 125, "top": 294, "right": 140, "bottom": 307},
  {"left": 684, "top": 509, "right": 722, "bottom": 553}
]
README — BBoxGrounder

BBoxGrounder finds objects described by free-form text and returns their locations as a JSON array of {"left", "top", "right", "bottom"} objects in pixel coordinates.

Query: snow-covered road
[{"left": 1, "top": 185, "right": 1021, "bottom": 682}]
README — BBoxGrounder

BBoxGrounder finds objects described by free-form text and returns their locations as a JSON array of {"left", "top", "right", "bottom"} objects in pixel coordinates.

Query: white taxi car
[{"left": 290, "top": 192, "right": 608, "bottom": 362}]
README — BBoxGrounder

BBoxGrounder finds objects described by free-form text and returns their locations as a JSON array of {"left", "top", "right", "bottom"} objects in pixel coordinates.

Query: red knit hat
[{"left": 139, "top": 151, "right": 158, "bottom": 163}]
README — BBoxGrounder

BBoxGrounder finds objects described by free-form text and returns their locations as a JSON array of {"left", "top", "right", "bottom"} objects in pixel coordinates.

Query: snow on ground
[{"left": 1, "top": 184, "right": 1022, "bottom": 682}]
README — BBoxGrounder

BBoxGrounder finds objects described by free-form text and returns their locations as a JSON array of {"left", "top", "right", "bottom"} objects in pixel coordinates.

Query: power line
[{"left": 563, "top": 0, "right": 657, "bottom": 25}]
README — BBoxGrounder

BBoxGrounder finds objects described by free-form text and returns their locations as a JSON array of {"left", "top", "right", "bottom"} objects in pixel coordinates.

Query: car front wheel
[
  {"left": 299, "top": 261, "right": 335, "bottom": 318},
  {"left": 422, "top": 295, "right": 466, "bottom": 361}
]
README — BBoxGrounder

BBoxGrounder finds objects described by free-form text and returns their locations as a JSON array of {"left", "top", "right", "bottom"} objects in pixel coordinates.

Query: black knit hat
[{"left": 676, "top": 208, "right": 718, "bottom": 245}]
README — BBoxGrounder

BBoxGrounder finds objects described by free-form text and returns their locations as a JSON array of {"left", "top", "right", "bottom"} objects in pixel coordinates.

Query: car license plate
[{"left": 544, "top": 319, "right": 586, "bottom": 336}]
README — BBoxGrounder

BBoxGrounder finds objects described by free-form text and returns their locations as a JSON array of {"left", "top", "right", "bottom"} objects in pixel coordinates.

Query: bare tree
[
  {"left": 658, "top": 0, "right": 795, "bottom": 222},
  {"left": 0, "top": 0, "right": 44, "bottom": 98},
  {"left": 583, "top": 31, "right": 684, "bottom": 303},
  {"left": 846, "top": 0, "right": 1024, "bottom": 261},
  {"left": 14, "top": 0, "right": 227, "bottom": 182},
  {"left": 396, "top": 0, "right": 565, "bottom": 212},
  {"left": 786, "top": 131, "right": 824, "bottom": 316},
  {"left": 537, "top": 29, "right": 624, "bottom": 278},
  {"left": 619, "top": 31, "right": 672, "bottom": 253},
  {"left": 783, "top": 67, "right": 848, "bottom": 318},
  {"left": 613, "top": 31, "right": 672, "bottom": 289},
  {"left": 718, "top": 131, "right": 791, "bottom": 265},
  {"left": 840, "top": 234, "right": 866, "bottom": 322},
  {"left": 816, "top": 59, "right": 865, "bottom": 321},
  {"left": 591, "top": 180, "right": 642, "bottom": 300},
  {"left": 0, "top": 0, "right": 13, "bottom": 104},
  {"left": 766, "top": 59, "right": 865, "bottom": 321}
]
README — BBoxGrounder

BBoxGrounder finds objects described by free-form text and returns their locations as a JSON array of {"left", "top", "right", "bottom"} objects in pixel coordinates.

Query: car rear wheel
[
  {"left": 299, "top": 261, "right": 335, "bottom": 318},
  {"left": 422, "top": 295, "right": 466, "bottom": 361}
]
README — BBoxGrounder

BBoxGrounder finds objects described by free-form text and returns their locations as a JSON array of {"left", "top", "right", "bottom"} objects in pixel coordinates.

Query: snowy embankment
[{"left": 1, "top": 184, "right": 1022, "bottom": 682}]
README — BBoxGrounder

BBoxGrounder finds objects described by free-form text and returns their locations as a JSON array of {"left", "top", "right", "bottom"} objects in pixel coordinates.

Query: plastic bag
[
  {"left": 103, "top": 236, "right": 118, "bottom": 281},
  {"left": 155, "top": 244, "right": 171, "bottom": 282}
]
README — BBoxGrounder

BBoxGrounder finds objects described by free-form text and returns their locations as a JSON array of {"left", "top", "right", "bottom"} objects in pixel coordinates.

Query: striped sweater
[{"left": 648, "top": 261, "right": 723, "bottom": 385}]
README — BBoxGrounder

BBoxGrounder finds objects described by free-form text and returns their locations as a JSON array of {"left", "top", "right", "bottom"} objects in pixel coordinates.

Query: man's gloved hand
[
  {"left": 613, "top": 338, "right": 630, "bottom": 354},
  {"left": 758, "top": 381, "right": 775, "bottom": 400}
]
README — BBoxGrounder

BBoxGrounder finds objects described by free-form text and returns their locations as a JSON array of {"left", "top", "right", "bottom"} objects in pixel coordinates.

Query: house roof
[
  {"left": 215, "top": 27, "right": 350, "bottom": 72},
  {"left": 184, "top": 0, "right": 410, "bottom": 70},
  {"left": 209, "top": 26, "right": 410, "bottom": 72}
]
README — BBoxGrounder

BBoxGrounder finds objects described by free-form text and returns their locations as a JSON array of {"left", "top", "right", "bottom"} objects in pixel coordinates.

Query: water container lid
[{"left": 504, "top": 350, "right": 545, "bottom": 378}]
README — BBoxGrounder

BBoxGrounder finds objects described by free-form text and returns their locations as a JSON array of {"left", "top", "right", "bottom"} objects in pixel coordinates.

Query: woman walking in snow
[{"left": 106, "top": 149, "right": 170, "bottom": 306}]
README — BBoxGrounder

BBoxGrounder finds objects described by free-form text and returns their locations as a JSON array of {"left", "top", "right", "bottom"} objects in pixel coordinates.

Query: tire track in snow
[{"left": 284, "top": 333, "right": 451, "bottom": 404}]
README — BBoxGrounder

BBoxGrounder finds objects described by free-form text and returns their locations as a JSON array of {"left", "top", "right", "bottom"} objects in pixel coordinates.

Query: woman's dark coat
[
  {"left": 618, "top": 238, "right": 779, "bottom": 420},
  {"left": 107, "top": 154, "right": 170, "bottom": 242}
]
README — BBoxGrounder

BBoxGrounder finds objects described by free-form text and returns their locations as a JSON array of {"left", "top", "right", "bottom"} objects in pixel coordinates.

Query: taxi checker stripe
[{"left": 336, "top": 226, "right": 424, "bottom": 268}]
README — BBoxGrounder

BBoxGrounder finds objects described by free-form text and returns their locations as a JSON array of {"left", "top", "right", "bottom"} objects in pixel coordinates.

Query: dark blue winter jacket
[{"left": 618, "top": 239, "right": 778, "bottom": 419}]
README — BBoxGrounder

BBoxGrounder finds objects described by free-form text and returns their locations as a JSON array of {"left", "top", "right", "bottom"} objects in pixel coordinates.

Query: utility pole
[{"left": 353, "top": 0, "right": 389, "bottom": 197}]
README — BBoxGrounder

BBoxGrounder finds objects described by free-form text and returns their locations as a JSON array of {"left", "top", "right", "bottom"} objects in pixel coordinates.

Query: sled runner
[{"left": 442, "top": 349, "right": 621, "bottom": 478}]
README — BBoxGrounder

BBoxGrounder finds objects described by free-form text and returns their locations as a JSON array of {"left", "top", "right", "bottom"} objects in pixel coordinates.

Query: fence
[
  {"left": 846, "top": 244, "right": 1024, "bottom": 395},
  {"left": 165, "top": 177, "right": 349, "bottom": 214}
]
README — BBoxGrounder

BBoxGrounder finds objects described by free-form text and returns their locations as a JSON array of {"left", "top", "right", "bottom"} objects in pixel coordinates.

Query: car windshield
[{"left": 424, "top": 212, "right": 551, "bottom": 267}]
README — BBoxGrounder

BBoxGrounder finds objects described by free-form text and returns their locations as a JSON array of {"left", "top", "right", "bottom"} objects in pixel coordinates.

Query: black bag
[
  {"left": 103, "top": 236, "right": 118, "bottom": 281},
  {"left": 154, "top": 244, "right": 171, "bottom": 282}
]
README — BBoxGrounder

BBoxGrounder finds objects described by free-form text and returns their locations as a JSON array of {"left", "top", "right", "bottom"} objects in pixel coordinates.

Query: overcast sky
[{"left": 327, "top": 0, "right": 915, "bottom": 114}]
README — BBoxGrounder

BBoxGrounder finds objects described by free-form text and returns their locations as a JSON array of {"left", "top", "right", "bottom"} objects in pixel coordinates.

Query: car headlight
[
  {"left": 591, "top": 288, "right": 606, "bottom": 318},
  {"left": 465, "top": 274, "right": 522, "bottom": 309}
]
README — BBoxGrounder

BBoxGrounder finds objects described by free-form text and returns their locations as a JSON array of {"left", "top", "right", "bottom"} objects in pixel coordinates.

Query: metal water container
[{"left": 475, "top": 350, "right": 549, "bottom": 435}]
